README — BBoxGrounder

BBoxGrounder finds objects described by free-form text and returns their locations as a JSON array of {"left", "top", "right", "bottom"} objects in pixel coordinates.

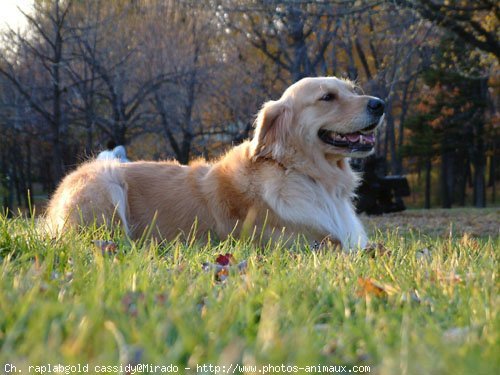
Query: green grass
[{"left": 0, "top": 211, "right": 498, "bottom": 375}]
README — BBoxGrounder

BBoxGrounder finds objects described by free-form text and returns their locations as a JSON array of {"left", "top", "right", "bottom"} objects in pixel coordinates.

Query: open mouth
[{"left": 318, "top": 129, "right": 376, "bottom": 152}]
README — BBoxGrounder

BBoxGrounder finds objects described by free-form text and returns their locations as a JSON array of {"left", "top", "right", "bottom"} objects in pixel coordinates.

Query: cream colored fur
[{"left": 45, "top": 77, "right": 384, "bottom": 250}]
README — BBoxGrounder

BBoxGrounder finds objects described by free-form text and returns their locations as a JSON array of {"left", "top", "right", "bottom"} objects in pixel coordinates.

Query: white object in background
[{"left": 97, "top": 145, "right": 130, "bottom": 162}]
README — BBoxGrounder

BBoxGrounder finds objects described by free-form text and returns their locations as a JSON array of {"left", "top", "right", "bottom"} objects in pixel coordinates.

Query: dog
[{"left": 44, "top": 77, "right": 385, "bottom": 250}]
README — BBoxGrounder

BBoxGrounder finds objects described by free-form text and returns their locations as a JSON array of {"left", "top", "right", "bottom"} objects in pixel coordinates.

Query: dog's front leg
[
  {"left": 336, "top": 199, "right": 368, "bottom": 250},
  {"left": 263, "top": 195, "right": 348, "bottom": 250},
  {"left": 263, "top": 186, "right": 366, "bottom": 251}
]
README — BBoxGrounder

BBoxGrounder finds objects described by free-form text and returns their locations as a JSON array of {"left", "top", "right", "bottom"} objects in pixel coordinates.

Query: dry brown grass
[{"left": 362, "top": 207, "right": 499, "bottom": 238}]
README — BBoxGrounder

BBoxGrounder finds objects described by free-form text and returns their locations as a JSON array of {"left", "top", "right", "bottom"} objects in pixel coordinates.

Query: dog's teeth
[
  {"left": 364, "top": 133, "right": 375, "bottom": 143},
  {"left": 360, "top": 134, "right": 375, "bottom": 144}
]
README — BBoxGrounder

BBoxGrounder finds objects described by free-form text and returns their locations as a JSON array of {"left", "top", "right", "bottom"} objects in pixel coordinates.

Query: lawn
[{"left": 0, "top": 209, "right": 498, "bottom": 375}]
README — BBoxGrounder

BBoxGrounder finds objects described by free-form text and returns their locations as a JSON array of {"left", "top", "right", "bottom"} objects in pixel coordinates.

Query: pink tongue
[{"left": 346, "top": 133, "right": 360, "bottom": 142}]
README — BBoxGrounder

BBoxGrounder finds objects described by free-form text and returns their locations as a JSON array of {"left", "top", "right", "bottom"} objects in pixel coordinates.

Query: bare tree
[
  {"left": 221, "top": 1, "right": 347, "bottom": 83},
  {"left": 145, "top": 1, "right": 232, "bottom": 163},
  {"left": 0, "top": 0, "right": 73, "bottom": 184}
]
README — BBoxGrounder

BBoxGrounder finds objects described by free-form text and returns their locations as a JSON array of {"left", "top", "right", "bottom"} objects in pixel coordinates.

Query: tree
[
  {"left": 70, "top": 1, "right": 176, "bottom": 146},
  {"left": 393, "top": 0, "right": 500, "bottom": 59},
  {"left": 220, "top": 0, "right": 372, "bottom": 84},
  {"left": 404, "top": 36, "right": 491, "bottom": 208},
  {"left": 0, "top": 0, "right": 73, "bottom": 185},
  {"left": 146, "top": 1, "right": 210, "bottom": 163}
]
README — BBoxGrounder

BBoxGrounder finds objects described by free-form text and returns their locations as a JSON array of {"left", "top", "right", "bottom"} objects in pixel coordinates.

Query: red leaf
[{"left": 215, "top": 253, "right": 235, "bottom": 266}]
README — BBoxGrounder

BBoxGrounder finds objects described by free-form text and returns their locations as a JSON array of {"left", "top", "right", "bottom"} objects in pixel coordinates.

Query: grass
[{"left": 0, "top": 210, "right": 498, "bottom": 375}]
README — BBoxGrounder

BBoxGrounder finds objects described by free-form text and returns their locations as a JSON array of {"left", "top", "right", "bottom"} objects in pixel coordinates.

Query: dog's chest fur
[{"left": 259, "top": 167, "right": 366, "bottom": 249}]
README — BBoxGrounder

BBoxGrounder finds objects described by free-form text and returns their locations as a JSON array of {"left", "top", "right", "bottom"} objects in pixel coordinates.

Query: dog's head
[{"left": 251, "top": 77, "right": 384, "bottom": 162}]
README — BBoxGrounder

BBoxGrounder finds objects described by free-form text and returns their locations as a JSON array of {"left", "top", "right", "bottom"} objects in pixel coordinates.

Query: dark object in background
[
  {"left": 106, "top": 140, "right": 117, "bottom": 150},
  {"left": 352, "top": 156, "right": 410, "bottom": 215}
]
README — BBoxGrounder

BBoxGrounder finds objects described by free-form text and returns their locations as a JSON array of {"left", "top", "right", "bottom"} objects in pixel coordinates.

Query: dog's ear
[{"left": 250, "top": 99, "right": 292, "bottom": 161}]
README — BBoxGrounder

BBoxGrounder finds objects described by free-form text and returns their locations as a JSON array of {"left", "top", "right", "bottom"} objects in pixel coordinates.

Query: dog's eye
[
  {"left": 319, "top": 93, "right": 336, "bottom": 101},
  {"left": 353, "top": 86, "right": 364, "bottom": 95}
]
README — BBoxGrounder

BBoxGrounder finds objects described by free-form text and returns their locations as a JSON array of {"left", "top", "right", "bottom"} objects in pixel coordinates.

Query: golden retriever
[{"left": 44, "top": 77, "right": 385, "bottom": 250}]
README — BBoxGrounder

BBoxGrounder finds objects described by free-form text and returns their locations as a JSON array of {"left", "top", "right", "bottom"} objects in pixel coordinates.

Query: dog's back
[
  {"left": 123, "top": 160, "right": 215, "bottom": 239},
  {"left": 44, "top": 159, "right": 214, "bottom": 239}
]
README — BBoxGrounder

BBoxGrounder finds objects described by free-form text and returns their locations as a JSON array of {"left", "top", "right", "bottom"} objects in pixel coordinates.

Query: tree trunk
[
  {"left": 12, "top": 155, "right": 22, "bottom": 207},
  {"left": 441, "top": 150, "right": 452, "bottom": 208},
  {"left": 26, "top": 138, "right": 33, "bottom": 211},
  {"left": 51, "top": 0, "right": 65, "bottom": 186},
  {"left": 343, "top": 19, "right": 358, "bottom": 80},
  {"left": 473, "top": 147, "right": 486, "bottom": 207},
  {"left": 490, "top": 149, "right": 496, "bottom": 204},
  {"left": 425, "top": 157, "right": 431, "bottom": 209},
  {"left": 385, "top": 101, "right": 398, "bottom": 174},
  {"left": 288, "top": 7, "right": 309, "bottom": 82},
  {"left": 7, "top": 164, "right": 14, "bottom": 216},
  {"left": 355, "top": 37, "right": 372, "bottom": 80},
  {"left": 115, "top": 125, "right": 127, "bottom": 146},
  {"left": 457, "top": 157, "right": 468, "bottom": 206},
  {"left": 1, "top": 148, "right": 9, "bottom": 213},
  {"left": 13, "top": 146, "right": 26, "bottom": 207},
  {"left": 178, "top": 133, "right": 193, "bottom": 165},
  {"left": 85, "top": 117, "right": 94, "bottom": 157},
  {"left": 472, "top": 79, "right": 487, "bottom": 208},
  {"left": 396, "top": 78, "right": 417, "bottom": 174},
  {"left": 176, "top": 20, "right": 200, "bottom": 164}
]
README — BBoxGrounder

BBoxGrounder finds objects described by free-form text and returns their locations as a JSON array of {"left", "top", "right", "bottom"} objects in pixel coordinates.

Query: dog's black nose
[{"left": 367, "top": 98, "right": 385, "bottom": 116}]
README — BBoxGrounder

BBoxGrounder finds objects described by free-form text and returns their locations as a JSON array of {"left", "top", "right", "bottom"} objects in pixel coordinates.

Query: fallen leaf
[
  {"left": 363, "top": 242, "right": 392, "bottom": 257},
  {"left": 431, "top": 270, "right": 463, "bottom": 284},
  {"left": 154, "top": 293, "right": 168, "bottom": 305},
  {"left": 321, "top": 340, "right": 339, "bottom": 356},
  {"left": 356, "top": 277, "right": 398, "bottom": 298},
  {"left": 356, "top": 277, "right": 387, "bottom": 298},
  {"left": 203, "top": 255, "right": 248, "bottom": 283},
  {"left": 215, "top": 253, "right": 236, "bottom": 266},
  {"left": 311, "top": 236, "right": 342, "bottom": 252},
  {"left": 92, "top": 240, "right": 118, "bottom": 256},
  {"left": 121, "top": 291, "right": 145, "bottom": 317},
  {"left": 216, "top": 267, "right": 229, "bottom": 282}
]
